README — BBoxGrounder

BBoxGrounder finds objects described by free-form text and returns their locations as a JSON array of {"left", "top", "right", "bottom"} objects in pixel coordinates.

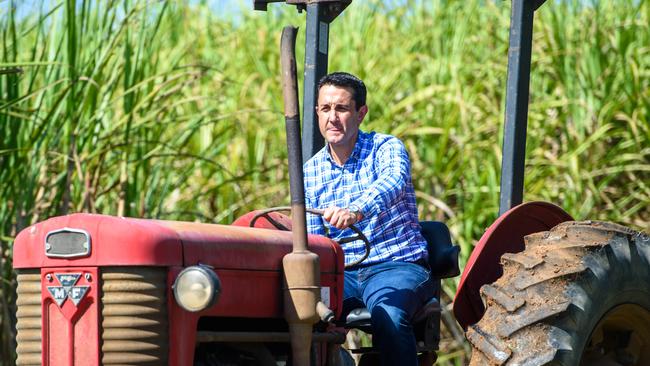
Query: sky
[{"left": 5, "top": 0, "right": 411, "bottom": 21}]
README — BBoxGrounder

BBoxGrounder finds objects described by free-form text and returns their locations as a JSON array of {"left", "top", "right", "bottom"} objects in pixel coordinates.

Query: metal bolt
[
  {"left": 46, "top": 274, "right": 52, "bottom": 282},
  {"left": 85, "top": 273, "right": 92, "bottom": 281}
]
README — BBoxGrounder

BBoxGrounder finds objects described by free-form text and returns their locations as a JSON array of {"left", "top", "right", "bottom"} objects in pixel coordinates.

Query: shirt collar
[{"left": 324, "top": 130, "right": 367, "bottom": 166}]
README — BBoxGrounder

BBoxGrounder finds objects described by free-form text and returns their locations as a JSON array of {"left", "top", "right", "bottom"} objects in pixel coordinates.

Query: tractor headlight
[{"left": 173, "top": 266, "right": 221, "bottom": 312}]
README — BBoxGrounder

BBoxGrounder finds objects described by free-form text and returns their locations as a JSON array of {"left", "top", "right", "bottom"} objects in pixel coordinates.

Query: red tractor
[{"left": 11, "top": 1, "right": 650, "bottom": 365}]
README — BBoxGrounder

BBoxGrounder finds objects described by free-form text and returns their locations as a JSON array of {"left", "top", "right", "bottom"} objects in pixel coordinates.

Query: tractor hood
[
  {"left": 14, "top": 214, "right": 182, "bottom": 268},
  {"left": 13, "top": 213, "right": 342, "bottom": 273},
  {"left": 157, "top": 219, "right": 342, "bottom": 273}
]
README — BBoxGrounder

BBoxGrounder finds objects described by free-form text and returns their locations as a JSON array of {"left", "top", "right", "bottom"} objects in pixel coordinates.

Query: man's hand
[{"left": 323, "top": 207, "right": 363, "bottom": 229}]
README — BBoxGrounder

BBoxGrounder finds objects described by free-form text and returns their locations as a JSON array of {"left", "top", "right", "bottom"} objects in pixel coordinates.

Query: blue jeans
[{"left": 343, "top": 261, "right": 438, "bottom": 366}]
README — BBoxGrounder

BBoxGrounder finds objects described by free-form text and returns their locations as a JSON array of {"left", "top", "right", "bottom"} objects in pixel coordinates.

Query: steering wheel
[{"left": 250, "top": 206, "right": 371, "bottom": 268}]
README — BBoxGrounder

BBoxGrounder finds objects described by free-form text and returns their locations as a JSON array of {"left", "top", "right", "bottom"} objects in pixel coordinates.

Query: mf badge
[{"left": 47, "top": 273, "right": 90, "bottom": 307}]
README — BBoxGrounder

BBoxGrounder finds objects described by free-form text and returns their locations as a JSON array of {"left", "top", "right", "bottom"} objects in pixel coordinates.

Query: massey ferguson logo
[{"left": 47, "top": 273, "right": 90, "bottom": 307}]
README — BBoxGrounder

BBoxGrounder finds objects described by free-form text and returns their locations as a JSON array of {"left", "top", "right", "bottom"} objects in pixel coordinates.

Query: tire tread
[{"left": 468, "top": 221, "right": 650, "bottom": 366}]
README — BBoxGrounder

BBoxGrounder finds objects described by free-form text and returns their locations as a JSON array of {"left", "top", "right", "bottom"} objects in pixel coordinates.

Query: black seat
[
  {"left": 420, "top": 221, "right": 461, "bottom": 279},
  {"left": 343, "top": 221, "right": 460, "bottom": 355}
]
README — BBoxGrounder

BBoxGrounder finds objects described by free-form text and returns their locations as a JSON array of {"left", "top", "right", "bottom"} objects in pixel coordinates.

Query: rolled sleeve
[{"left": 350, "top": 138, "right": 410, "bottom": 218}]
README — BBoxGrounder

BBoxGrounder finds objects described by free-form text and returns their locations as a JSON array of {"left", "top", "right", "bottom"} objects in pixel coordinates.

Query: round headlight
[{"left": 173, "top": 266, "right": 221, "bottom": 312}]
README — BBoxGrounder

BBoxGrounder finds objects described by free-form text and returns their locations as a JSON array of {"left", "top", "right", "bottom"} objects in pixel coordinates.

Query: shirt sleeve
[
  {"left": 304, "top": 165, "right": 327, "bottom": 236},
  {"left": 349, "top": 137, "right": 410, "bottom": 218},
  {"left": 305, "top": 197, "right": 326, "bottom": 236}
]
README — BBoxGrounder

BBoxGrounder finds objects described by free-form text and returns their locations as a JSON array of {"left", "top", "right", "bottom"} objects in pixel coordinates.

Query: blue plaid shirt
[{"left": 304, "top": 130, "right": 428, "bottom": 267}]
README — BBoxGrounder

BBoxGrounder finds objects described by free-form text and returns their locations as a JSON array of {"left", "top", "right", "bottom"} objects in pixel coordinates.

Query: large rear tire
[{"left": 467, "top": 221, "right": 650, "bottom": 365}]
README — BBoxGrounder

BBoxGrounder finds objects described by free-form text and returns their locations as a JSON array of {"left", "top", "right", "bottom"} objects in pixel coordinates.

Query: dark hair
[{"left": 317, "top": 72, "right": 366, "bottom": 110}]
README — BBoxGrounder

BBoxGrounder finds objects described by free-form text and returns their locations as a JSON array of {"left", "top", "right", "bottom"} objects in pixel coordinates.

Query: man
[{"left": 303, "top": 72, "right": 435, "bottom": 365}]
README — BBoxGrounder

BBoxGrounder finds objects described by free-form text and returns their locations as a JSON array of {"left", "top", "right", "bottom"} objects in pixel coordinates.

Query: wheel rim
[{"left": 582, "top": 304, "right": 650, "bottom": 366}]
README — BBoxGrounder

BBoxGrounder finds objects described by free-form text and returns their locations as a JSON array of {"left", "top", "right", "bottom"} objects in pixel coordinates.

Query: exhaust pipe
[{"left": 280, "top": 25, "right": 330, "bottom": 365}]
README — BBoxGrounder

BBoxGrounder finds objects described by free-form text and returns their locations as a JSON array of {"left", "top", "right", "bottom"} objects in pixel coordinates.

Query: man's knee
[{"left": 370, "top": 303, "right": 410, "bottom": 336}]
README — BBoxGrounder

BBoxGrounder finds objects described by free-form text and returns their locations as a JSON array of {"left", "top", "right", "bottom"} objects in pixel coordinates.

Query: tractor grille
[
  {"left": 15, "top": 270, "right": 42, "bottom": 366},
  {"left": 14, "top": 267, "right": 168, "bottom": 365},
  {"left": 101, "top": 267, "right": 169, "bottom": 365}
]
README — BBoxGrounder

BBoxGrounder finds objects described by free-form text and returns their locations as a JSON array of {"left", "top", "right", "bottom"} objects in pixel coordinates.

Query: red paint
[
  {"left": 168, "top": 266, "right": 200, "bottom": 366},
  {"left": 14, "top": 213, "right": 346, "bottom": 365},
  {"left": 41, "top": 267, "right": 100, "bottom": 366},
  {"left": 453, "top": 201, "right": 573, "bottom": 329},
  {"left": 166, "top": 268, "right": 342, "bottom": 364},
  {"left": 159, "top": 218, "right": 344, "bottom": 318},
  {"left": 232, "top": 210, "right": 293, "bottom": 230},
  {"left": 14, "top": 214, "right": 182, "bottom": 268},
  {"left": 164, "top": 219, "right": 345, "bottom": 364},
  {"left": 160, "top": 220, "right": 342, "bottom": 273}
]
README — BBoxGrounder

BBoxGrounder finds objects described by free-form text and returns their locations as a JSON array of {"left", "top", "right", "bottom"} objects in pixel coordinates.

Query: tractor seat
[
  {"left": 345, "top": 297, "right": 442, "bottom": 334},
  {"left": 342, "top": 221, "right": 460, "bottom": 342}
]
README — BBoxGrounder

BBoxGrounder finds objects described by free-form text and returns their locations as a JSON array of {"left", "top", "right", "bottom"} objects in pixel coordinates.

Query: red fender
[{"left": 453, "top": 201, "right": 573, "bottom": 329}]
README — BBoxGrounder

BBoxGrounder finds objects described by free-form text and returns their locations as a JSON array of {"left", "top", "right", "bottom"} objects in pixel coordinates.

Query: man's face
[{"left": 317, "top": 84, "right": 368, "bottom": 150}]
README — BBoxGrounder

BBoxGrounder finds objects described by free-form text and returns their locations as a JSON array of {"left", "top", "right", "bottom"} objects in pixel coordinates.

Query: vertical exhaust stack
[{"left": 280, "top": 25, "right": 330, "bottom": 365}]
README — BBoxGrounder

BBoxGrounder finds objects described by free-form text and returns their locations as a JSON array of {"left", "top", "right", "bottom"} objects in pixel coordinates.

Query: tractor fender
[{"left": 453, "top": 201, "right": 572, "bottom": 329}]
